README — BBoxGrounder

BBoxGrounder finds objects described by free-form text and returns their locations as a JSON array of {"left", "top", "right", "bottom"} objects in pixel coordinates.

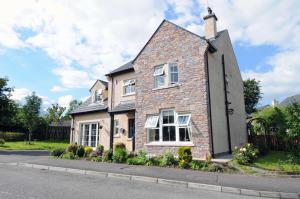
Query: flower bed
[{"left": 51, "top": 143, "right": 238, "bottom": 173}]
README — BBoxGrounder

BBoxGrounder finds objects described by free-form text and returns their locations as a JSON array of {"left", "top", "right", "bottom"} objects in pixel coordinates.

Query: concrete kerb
[{"left": 5, "top": 162, "right": 300, "bottom": 199}]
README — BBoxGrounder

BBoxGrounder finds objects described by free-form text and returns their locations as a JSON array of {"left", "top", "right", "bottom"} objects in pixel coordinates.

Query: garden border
[{"left": 1, "top": 162, "right": 299, "bottom": 199}]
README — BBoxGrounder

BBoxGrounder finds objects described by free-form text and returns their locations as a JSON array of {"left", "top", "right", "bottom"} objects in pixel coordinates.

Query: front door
[{"left": 128, "top": 119, "right": 135, "bottom": 151}]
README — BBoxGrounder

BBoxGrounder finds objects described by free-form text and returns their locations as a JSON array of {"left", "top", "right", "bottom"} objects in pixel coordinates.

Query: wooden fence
[
  {"left": 249, "top": 134, "right": 300, "bottom": 151},
  {"left": 32, "top": 126, "right": 70, "bottom": 141}
]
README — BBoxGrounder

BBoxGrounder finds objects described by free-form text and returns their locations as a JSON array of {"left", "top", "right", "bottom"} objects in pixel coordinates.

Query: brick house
[{"left": 69, "top": 8, "right": 247, "bottom": 158}]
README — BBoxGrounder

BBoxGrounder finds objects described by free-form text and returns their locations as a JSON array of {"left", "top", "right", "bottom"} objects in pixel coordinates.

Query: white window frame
[
  {"left": 169, "top": 63, "right": 179, "bottom": 84},
  {"left": 154, "top": 65, "right": 165, "bottom": 88},
  {"left": 123, "top": 79, "right": 135, "bottom": 95},
  {"left": 80, "top": 123, "right": 99, "bottom": 148},
  {"left": 145, "top": 115, "right": 159, "bottom": 128},
  {"left": 95, "top": 89, "right": 103, "bottom": 102},
  {"left": 114, "top": 120, "right": 120, "bottom": 137},
  {"left": 146, "top": 109, "right": 192, "bottom": 144}
]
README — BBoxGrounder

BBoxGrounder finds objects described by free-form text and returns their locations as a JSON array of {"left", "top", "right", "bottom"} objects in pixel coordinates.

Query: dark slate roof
[
  {"left": 106, "top": 61, "right": 134, "bottom": 77},
  {"left": 109, "top": 101, "right": 135, "bottom": 113},
  {"left": 280, "top": 94, "right": 300, "bottom": 106},
  {"left": 70, "top": 97, "right": 108, "bottom": 115}
]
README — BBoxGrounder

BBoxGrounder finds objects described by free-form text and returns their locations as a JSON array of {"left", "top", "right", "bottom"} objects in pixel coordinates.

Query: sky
[{"left": 0, "top": 0, "right": 300, "bottom": 111}]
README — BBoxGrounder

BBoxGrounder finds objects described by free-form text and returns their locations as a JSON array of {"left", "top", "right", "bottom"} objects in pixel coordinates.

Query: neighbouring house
[
  {"left": 69, "top": 8, "right": 247, "bottom": 158},
  {"left": 280, "top": 94, "right": 300, "bottom": 107}
]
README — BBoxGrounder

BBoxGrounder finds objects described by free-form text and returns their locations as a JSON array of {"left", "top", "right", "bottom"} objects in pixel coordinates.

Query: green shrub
[
  {"left": 0, "top": 138, "right": 5, "bottom": 145},
  {"left": 233, "top": 143, "right": 259, "bottom": 165},
  {"left": 76, "top": 146, "right": 85, "bottom": 158},
  {"left": 146, "top": 156, "right": 162, "bottom": 166},
  {"left": 113, "top": 148, "right": 128, "bottom": 163},
  {"left": 178, "top": 147, "right": 192, "bottom": 169},
  {"left": 51, "top": 147, "right": 65, "bottom": 157},
  {"left": 203, "top": 163, "right": 224, "bottom": 172},
  {"left": 160, "top": 152, "right": 177, "bottom": 167},
  {"left": 96, "top": 145, "right": 104, "bottom": 156},
  {"left": 190, "top": 160, "right": 209, "bottom": 170},
  {"left": 103, "top": 149, "right": 113, "bottom": 162},
  {"left": 0, "top": 132, "right": 25, "bottom": 141},
  {"left": 127, "top": 151, "right": 147, "bottom": 165},
  {"left": 84, "top": 146, "right": 93, "bottom": 156},
  {"left": 115, "top": 142, "right": 126, "bottom": 150},
  {"left": 61, "top": 152, "right": 75, "bottom": 160},
  {"left": 67, "top": 144, "right": 78, "bottom": 154},
  {"left": 91, "top": 156, "right": 102, "bottom": 162}
]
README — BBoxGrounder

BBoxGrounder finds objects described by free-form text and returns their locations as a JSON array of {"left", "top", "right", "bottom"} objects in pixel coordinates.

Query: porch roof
[{"left": 109, "top": 101, "right": 135, "bottom": 114}]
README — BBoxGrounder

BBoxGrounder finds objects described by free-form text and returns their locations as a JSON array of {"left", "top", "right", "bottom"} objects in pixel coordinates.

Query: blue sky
[{"left": 0, "top": 0, "right": 300, "bottom": 110}]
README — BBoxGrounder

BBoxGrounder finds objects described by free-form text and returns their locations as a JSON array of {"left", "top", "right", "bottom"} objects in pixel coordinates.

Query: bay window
[
  {"left": 80, "top": 123, "right": 99, "bottom": 147},
  {"left": 145, "top": 109, "right": 192, "bottom": 143}
]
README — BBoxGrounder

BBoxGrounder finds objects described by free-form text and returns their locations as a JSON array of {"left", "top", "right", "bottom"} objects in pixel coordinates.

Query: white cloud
[
  {"left": 1, "top": 0, "right": 300, "bottom": 103},
  {"left": 50, "top": 86, "right": 68, "bottom": 92},
  {"left": 58, "top": 95, "right": 73, "bottom": 108},
  {"left": 195, "top": 0, "right": 300, "bottom": 103},
  {"left": 11, "top": 88, "right": 31, "bottom": 101}
]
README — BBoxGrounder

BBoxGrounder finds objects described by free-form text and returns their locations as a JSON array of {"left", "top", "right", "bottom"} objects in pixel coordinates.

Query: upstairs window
[
  {"left": 95, "top": 89, "right": 103, "bottom": 102},
  {"left": 123, "top": 79, "right": 135, "bottom": 95},
  {"left": 154, "top": 65, "right": 165, "bottom": 88},
  {"left": 169, "top": 63, "right": 179, "bottom": 84}
]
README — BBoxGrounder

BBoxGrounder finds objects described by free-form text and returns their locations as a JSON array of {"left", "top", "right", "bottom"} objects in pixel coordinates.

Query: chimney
[
  {"left": 272, "top": 99, "right": 279, "bottom": 108},
  {"left": 203, "top": 7, "right": 218, "bottom": 39}
]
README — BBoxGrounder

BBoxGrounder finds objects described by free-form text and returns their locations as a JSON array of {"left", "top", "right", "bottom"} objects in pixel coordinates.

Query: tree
[
  {"left": 243, "top": 79, "right": 262, "bottom": 115},
  {"left": 46, "top": 103, "right": 66, "bottom": 125},
  {"left": 0, "top": 77, "right": 16, "bottom": 131},
  {"left": 286, "top": 103, "right": 300, "bottom": 140},
  {"left": 64, "top": 100, "right": 82, "bottom": 119},
  {"left": 22, "top": 92, "right": 42, "bottom": 142}
]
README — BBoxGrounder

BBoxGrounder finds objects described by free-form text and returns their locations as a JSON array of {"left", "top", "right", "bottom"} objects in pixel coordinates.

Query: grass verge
[{"left": 0, "top": 140, "right": 69, "bottom": 151}]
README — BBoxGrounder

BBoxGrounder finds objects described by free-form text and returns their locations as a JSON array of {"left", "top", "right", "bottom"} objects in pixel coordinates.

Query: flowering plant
[{"left": 233, "top": 143, "right": 259, "bottom": 165}]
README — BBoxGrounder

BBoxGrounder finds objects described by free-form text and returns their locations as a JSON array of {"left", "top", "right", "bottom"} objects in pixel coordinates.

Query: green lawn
[
  {"left": 253, "top": 151, "right": 300, "bottom": 174},
  {"left": 0, "top": 140, "right": 69, "bottom": 151}
]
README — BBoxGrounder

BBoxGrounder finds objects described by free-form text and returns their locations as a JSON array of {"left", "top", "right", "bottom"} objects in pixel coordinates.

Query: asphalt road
[{"left": 0, "top": 165, "right": 264, "bottom": 199}]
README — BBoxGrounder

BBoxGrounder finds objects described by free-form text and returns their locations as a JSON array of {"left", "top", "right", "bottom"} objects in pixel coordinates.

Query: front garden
[
  {"left": 51, "top": 142, "right": 238, "bottom": 173},
  {"left": 49, "top": 142, "right": 300, "bottom": 175}
]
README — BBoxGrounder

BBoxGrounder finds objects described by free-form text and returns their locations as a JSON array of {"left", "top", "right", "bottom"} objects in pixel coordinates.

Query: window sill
[
  {"left": 152, "top": 84, "right": 180, "bottom": 91},
  {"left": 145, "top": 142, "right": 194, "bottom": 147},
  {"left": 122, "top": 93, "right": 135, "bottom": 97}
]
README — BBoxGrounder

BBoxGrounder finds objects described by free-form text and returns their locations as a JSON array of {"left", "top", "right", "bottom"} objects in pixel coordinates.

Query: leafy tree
[
  {"left": 243, "top": 79, "right": 262, "bottom": 115},
  {"left": 0, "top": 77, "right": 17, "bottom": 131},
  {"left": 65, "top": 100, "right": 82, "bottom": 119},
  {"left": 253, "top": 106, "right": 287, "bottom": 138},
  {"left": 22, "top": 92, "right": 42, "bottom": 142},
  {"left": 286, "top": 103, "right": 300, "bottom": 140},
  {"left": 46, "top": 103, "right": 66, "bottom": 125}
]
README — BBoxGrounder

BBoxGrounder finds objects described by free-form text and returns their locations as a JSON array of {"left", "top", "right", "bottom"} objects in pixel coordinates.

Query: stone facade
[{"left": 134, "top": 21, "right": 211, "bottom": 158}]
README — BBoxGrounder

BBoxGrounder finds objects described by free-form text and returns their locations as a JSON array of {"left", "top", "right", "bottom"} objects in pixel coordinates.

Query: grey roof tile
[
  {"left": 70, "top": 97, "right": 108, "bottom": 115},
  {"left": 110, "top": 101, "right": 135, "bottom": 113},
  {"left": 106, "top": 61, "right": 134, "bottom": 76}
]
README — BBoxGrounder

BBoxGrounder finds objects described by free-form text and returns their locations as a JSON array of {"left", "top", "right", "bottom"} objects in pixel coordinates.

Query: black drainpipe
[
  {"left": 222, "top": 54, "right": 232, "bottom": 153},
  {"left": 109, "top": 76, "right": 115, "bottom": 150},
  {"left": 205, "top": 51, "right": 214, "bottom": 157}
]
